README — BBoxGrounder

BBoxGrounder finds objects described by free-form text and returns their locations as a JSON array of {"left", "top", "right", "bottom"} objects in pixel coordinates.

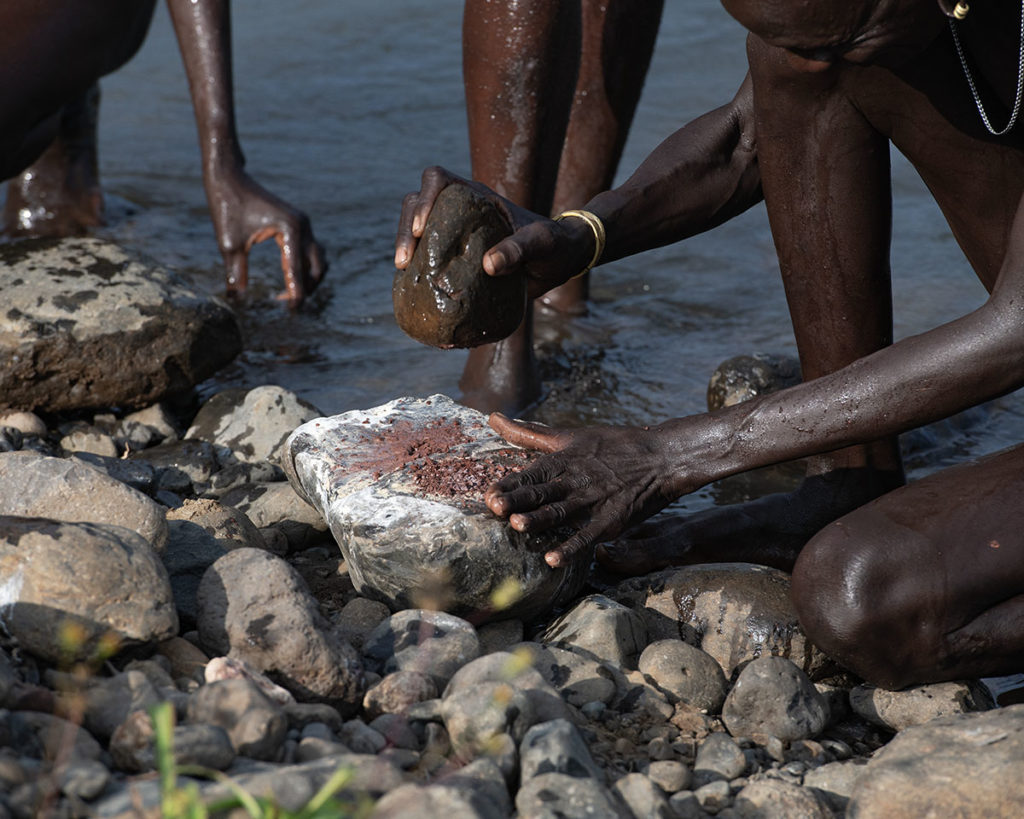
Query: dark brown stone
[{"left": 393, "top": 185, "right": 525, "bottom": 348}]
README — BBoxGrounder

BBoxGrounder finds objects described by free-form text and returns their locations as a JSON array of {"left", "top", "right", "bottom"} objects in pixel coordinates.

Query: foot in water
[
  {"left": 596, "top": 467, "right": 905, "bottom": 576},
  {"left": 4, "top": 85, "right": 104, "bottom": 238}
]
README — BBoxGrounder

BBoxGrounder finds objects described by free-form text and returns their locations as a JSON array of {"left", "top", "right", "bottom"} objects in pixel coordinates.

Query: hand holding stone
[
  {"left": 395, "top": 166, "right": 601, "bottom": 304},
  {"left": 393, "top": 184, "right": 526, "bottom": 348}
]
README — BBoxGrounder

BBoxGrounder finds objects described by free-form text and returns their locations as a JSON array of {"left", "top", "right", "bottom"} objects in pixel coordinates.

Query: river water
[{"left": 74, "top": 0, "right": 1023, "bottom": 510}]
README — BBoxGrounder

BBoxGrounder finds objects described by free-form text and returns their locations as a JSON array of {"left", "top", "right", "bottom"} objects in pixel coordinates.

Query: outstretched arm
[
  {"left": 395, "top": 74, "right": 764, "bottom": 293},
  {"left": 165, "top": 0, "right": 325, "bottom": 306},
  {"left": 489, "top": 228, "right": 1024, "bottom": 567}
]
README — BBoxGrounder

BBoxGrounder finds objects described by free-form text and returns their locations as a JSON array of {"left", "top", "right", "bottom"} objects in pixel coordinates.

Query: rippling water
[{"left": 40, "top": 0, "right": 1024, "bottom": 508}]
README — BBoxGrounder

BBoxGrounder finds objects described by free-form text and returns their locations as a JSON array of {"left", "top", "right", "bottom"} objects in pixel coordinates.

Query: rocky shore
[
  {"left": 2, "top": 382, "right": 1024, "bottom": 819},
  {"left": 2, "top": 238, "right": 1023, "bottom": 817}
]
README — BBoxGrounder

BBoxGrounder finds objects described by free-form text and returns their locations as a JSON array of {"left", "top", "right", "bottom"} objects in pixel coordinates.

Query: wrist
[
  {"left": 654, "top": 412, "right": 737, "bottom": 497},
  {"left": 202, "top": 137, "right": 245, "bottom": 177},
  {"left": 554, "top": 209, "right": 606, "bottom": 279}
]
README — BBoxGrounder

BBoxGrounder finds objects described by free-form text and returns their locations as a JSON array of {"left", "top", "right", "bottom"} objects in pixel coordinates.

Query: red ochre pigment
[
  {"left": 336, "top": 416, "right": 528, "bottom": 502},
  {"left": 408, "top": 448, "right": 527, "bottom": 499}
]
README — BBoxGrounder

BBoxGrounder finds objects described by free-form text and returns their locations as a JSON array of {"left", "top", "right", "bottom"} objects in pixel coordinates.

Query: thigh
[
  {"left": 0, "top": 0, "right": 156, "bottom": 178},
  {"left": 806, "top": 443, "right": 1024, "bottom": 623},
  {"left": 857, "top": 443, "right": 1024, "bottom": 617},
  {"left": 793, "top": 442, "right": 1024, "bottom": 685}
]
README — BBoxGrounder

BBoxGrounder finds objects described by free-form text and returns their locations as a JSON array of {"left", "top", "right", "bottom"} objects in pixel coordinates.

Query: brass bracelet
[{"left": 555, "top": 209, "right": 606, "bottom": 279}]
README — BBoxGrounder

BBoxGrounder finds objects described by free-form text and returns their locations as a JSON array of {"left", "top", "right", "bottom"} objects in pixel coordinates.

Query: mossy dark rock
[{"left": 393, "top": 185, "right": 525, "bottom": 349}]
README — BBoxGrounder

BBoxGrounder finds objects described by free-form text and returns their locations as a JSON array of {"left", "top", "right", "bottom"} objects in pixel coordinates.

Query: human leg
[
  {"left": 458, "top": 0, "right": 581, "bottom": 414},
  {"left": 597, "top": 48, "right": 907, "bottom": 575},
  {"left": 792, "top": 443, "right": 1024, "bottom": 689},
  {"left": 3, "top": 84, "right": 104, "bottom": 237},
  {"left": 0, "top": 2, "right": 156, "bottom": 228},
  {"left": 458, "top": 0, "right": 663, "bottom": 413},
  {"left": 542, "top": 0, "right": 664, "bottom": 314}
]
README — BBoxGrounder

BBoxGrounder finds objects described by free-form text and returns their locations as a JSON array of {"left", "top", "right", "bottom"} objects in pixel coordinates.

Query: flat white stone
[{"left": 283, "top": 395, "right": 588, "bottom": 622}]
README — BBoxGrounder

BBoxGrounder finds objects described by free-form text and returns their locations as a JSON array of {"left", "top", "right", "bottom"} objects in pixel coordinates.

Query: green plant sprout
[{"left": 150, "top": 701, "right": 372, "bottom": 818}]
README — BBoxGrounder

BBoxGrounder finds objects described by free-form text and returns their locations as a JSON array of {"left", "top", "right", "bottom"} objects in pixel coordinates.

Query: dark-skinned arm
[
  {"left": 485, "top": 38, "right": 1024, "bottom": 567},
  {"left": 165, "top": 0, "right": 325, "bottom": 306},
  {"left": 488, "top": 212, "right": 1024, "bottom": 566},
  {"left": 581, "top": 71, "right": 763, "bottom": 264},
  {"left": 394, "top": 74, "right": 764, "bottom": 297}
]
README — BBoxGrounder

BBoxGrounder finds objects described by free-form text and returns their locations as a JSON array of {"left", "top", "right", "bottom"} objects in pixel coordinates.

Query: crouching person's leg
[{"left": 791, "top": 442, "right": 1024, "bottom": 690}]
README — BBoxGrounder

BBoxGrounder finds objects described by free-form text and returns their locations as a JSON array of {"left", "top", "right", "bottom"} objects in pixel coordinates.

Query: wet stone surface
[
  {"left": 614, "top": 563, "right": 836, "bottom": 681},
  {"left": 392, "top": 185, "right": 525, "bottom": 349},
  {"left": 706, "top": 352, "right": 801, "bottom": 411}
]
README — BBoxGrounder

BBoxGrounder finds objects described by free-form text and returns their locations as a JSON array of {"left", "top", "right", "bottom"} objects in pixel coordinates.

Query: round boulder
[
  {"left": 0, "top": 236, "right": 240, "bottom": 412},
  {"left": 196, "top": 548, "right": 364, "bottom": 711},
  {"left": 0, "top": 451, "right": 168, "bottom": 552},
  {"left": 185, "top": 385, "right": 322, "bottom": 465},
  {"left": 638, "top": 639, "right": 729, "bottom": 713},
  {"left": 0, "top": 516, "right": 177, "bottom": 664},
  {"left": 722, "top": 656, "right": 830, "bottom": 742}
]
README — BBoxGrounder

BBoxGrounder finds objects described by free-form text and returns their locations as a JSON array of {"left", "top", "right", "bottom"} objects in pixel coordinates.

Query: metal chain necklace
[{"left": 949, "top": 1, "right": 1024, "bottom": 135}]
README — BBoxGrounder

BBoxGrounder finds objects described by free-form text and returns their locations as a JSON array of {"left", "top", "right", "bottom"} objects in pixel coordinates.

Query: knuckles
[{"left": 421, "top": 165, "right": 449, "bottom": 184}]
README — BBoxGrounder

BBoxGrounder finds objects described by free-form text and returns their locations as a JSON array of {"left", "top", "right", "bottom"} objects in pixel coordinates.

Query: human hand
[
  {"left": 484, "top": 413, "right": 683, "bottom": 568},
  {"left": 395, "top": 166, "right": 598, "bottom": 299},
  {"left": 207, "top": 169, "right": 326, "bottom": 308}
]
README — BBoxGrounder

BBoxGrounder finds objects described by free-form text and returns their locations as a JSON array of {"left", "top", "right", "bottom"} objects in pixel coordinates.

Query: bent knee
[
  {"left": 792, "top": 515, "right": 939, "bottom": 689},
  {"left": 791, "top": 520, "right": 874, "bottom": 662}
]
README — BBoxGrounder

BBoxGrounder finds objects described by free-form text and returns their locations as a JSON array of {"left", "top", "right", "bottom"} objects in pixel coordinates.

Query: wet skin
[
  {"left": 450, "top": 0, "right": 664, "bottom": 415},
  {"left": 0, "top": 0, "right": 325, "bottom": 307},
  {"left": 397, "top": 0, "right": 1024, "bottom": 688}
]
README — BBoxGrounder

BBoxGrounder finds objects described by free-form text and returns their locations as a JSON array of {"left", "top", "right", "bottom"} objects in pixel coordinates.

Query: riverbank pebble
[{"left": 0, "top": 385, "right": 1020, "bottom": 818}]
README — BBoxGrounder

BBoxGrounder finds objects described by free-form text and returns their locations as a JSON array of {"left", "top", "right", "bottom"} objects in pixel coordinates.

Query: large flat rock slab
[
  {"left": 847, "top": 706, "right": 1024, "bottom": 817},
  {"left": 282, "top": 395, "right": 587, "bottom": 622},
  {"left": 0, "top": 237, "right": 241, "bottom": 412}
]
